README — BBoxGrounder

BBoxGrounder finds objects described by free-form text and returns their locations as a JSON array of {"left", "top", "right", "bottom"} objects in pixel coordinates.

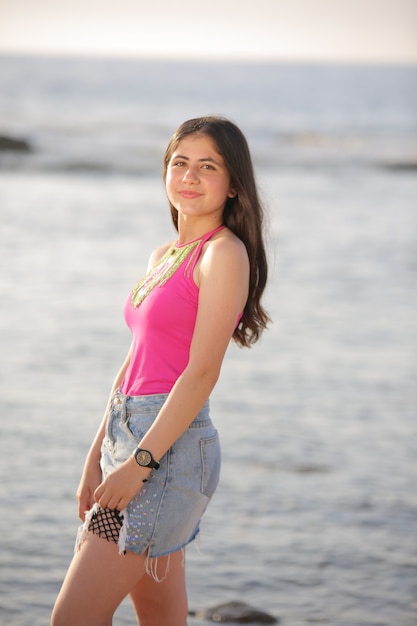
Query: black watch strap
[{"left": 133, "top": 447, "right": 160, "bottom": 470}]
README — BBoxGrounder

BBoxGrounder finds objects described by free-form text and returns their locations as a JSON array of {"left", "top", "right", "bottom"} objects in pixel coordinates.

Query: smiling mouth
[{"left": 179, "top": 190, "right": 202, "bottom": 199}]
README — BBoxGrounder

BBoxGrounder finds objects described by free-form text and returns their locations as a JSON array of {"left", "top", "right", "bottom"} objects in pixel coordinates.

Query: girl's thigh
[
  {"left": 52, "top": 533, "right": 147, "bottom": 626},
  {"left": 129, "top": 549, "right": 188, "bottom": 626}
]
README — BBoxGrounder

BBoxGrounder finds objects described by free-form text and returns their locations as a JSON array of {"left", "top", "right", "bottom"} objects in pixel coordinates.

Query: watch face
[{"left": 136, "top": 450, "right": 151, "bottom": 466}]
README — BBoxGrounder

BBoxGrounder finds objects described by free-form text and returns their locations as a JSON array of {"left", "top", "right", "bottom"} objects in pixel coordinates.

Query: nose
[{"left": 182, "top": 165, "right": 199, "bottom": 183}]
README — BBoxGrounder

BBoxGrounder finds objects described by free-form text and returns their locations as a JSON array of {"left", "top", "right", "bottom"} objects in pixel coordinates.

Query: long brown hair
[{"left": 163, "top": 116, "right": 270, "bottom": 347}]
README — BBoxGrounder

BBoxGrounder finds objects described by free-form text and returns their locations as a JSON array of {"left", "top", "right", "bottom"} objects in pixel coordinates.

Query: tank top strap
[
  {"left": 201, "top": 224, "right": 225, "bottom": 243},
  {"left": 187, "top": 225, "right": 225, "bottom": 276}
]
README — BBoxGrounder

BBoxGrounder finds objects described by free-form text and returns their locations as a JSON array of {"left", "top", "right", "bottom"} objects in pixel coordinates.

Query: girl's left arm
[{"left": 94, "top": 235, "right": 249, "bottom": 511}]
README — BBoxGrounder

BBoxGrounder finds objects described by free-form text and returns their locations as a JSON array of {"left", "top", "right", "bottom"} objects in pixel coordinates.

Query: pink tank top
[{"left": 120, "top": 226, "right": 226, "bottom": 396}]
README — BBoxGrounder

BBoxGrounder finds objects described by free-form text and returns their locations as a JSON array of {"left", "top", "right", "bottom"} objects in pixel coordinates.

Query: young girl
[{"left": 52, "top": 116, "right": 269, "bottom": 626}]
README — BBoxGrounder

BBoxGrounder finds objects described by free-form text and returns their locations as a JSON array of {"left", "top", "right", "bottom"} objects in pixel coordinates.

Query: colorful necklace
[{"left": 131, "top": 238, "right": 201, "bottom": 307}]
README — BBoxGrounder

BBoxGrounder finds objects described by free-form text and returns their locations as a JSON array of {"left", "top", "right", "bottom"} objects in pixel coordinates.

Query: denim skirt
[{"left": 76, "top": 389, "right": 221, "bottom": 559}]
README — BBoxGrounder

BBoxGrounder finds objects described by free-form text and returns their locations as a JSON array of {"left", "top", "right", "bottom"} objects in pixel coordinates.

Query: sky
[{"left": 0, "top": 0, "right": 416, "bottom": 64}]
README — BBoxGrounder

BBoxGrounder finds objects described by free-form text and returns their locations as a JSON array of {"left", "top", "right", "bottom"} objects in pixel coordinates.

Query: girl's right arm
[{"left": 76, "top": 345, "right": 132, "bottom": 520}]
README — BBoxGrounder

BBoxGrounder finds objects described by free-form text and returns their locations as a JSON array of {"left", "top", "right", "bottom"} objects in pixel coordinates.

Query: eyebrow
[{"left": 172, "top": 154, "right": 223, "bottom": 166}]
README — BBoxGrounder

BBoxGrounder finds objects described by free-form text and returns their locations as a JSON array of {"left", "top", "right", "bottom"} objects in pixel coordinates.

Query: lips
[{"left": 179, "top": 190, "right": 202, "bottom": 199}]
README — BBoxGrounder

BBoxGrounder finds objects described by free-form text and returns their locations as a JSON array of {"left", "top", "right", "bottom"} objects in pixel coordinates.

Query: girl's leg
[
  {"left": 51, "top": 532, "right": 147, "bottom": 626},
  {"left": 129, "top": 549, "right": 188, "bottom": 626}
]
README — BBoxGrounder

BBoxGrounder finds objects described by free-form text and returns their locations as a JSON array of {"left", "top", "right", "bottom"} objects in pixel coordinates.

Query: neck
[{"left": 176, "top": 217, "right": 223, "bottom": 245}]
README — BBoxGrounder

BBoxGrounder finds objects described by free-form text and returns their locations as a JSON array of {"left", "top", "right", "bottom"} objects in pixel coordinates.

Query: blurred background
[{"left": 0, "top": 1, "right": 416, "bottom": 624}]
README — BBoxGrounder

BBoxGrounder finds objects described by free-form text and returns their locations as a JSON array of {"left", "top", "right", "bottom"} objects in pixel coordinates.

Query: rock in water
[
  {"left": 199, "top": 601, "right": 278, "bottom": 623},
  {"left": 0, "top": 135, "right": 32, "bottom": 152}
]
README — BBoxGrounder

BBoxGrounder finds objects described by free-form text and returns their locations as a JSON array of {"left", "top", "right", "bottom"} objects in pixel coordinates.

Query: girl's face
[{"left": 165, "top": 133, "right": 236, "bottom": 224}]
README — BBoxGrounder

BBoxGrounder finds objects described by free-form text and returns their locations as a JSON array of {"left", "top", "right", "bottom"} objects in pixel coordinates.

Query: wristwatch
[{"left": 133, "top": 447, "right": 160, "bottom": 470}]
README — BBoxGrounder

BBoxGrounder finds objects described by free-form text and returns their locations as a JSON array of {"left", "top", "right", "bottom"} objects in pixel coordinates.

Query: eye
[
  {"left": 202, "top": 163, "right": 215, "bottom": 170},
  {"left": 172, "top": 160, "right": 185, "bottom": 167}
]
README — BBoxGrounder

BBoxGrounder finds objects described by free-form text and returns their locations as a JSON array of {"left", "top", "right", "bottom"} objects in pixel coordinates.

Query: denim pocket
[
  {"left": 200, "top": 432, "right": 221, "bottom": 498},
  {"left": 104, "top": 408, "right": 118, "bottom": 444},
  {"left": 123, "top": 412, "right": 154, "bottom": 443}
]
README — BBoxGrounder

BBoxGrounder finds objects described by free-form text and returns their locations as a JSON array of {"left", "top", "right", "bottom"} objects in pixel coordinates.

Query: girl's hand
[
  {"left": 93, "top": 457, "right": 150, "bottom": 511},
  {"left": 76, "top": 457, "right": 102, "bottom": 521}
]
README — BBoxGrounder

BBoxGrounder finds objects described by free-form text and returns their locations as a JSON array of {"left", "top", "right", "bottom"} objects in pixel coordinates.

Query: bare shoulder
[
  {"left": 147, "top": 240, "right": 173, "bottom": 270},
  {"left": 198, "top": 228, "right": 249, "bottom": 290},
  {"left": 197, "top": 228, "right": 249, "bottom": 307},
  {"left": 202, "top": 228, "right": 249, "bottom": 265}
]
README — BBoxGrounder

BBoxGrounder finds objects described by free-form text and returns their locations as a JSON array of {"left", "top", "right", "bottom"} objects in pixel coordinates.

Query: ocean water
[{"left": 0, "top": 55, "right": 416, "bottom": 625}]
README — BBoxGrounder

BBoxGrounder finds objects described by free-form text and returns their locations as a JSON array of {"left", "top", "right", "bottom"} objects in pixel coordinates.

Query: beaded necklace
[{"left": 131, "top": 238, "right": 201, "bottom": 307}]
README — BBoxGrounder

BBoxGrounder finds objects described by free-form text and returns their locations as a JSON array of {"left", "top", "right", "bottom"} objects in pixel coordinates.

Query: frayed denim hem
[
  {"left": 74, "top": 504, "right": 187, "bottom": 582},
  {"left": 75, "top": 503, "right": 128, "bottom": 556}
]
